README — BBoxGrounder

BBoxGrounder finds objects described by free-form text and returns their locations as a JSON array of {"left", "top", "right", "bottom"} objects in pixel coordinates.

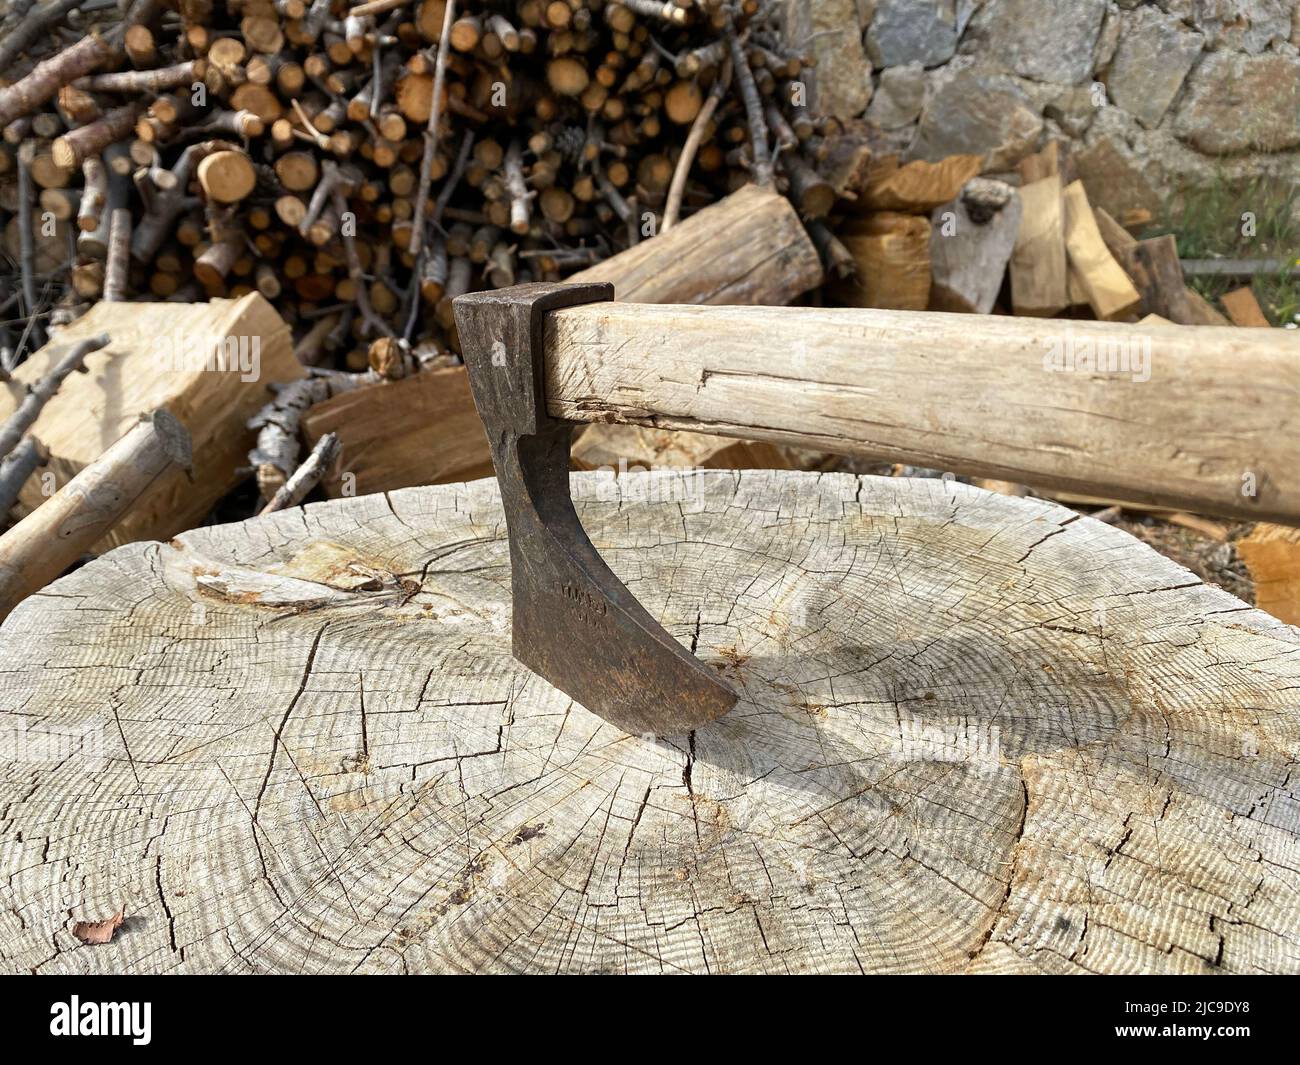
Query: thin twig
[
  {"left": 0, "top": 436, "right": 46, "bottom": 518},
  {"left": 0, "top": 332, "right": 110, "bottom": 464},
  {"left": 403, "top": 128, "right": 474, "bottom": 343},
  {"left": 290, "top": 97, "right": 331, "bottom": 150},
  {"left": 726, "top": 19, "right": 772, "bottom": 188},
  {"left": 15, "top": 145, "right": 42, "bottom": 353},
  {"left": 347, "top": 0, "right": 409, "bottom": 15},
  {"left": 328, "top": 173, "right": 394, "bottom": 338},
  {"left": 409, "top": 0, "right": 456, "bottom": 256},
  {"left": 259, "top": 432, "right": 341, "bottom": 515},
  {"left": 664, "top": 59, "right": 731, "bottom": 232}
]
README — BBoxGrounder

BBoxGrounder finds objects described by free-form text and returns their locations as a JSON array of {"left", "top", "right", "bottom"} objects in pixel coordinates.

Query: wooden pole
[
  {"left": 541, "top": 303, "right": 1300, "bottom": 522},
  {"left": 0, "top": 409, "right": 191, "bottom": 620}
]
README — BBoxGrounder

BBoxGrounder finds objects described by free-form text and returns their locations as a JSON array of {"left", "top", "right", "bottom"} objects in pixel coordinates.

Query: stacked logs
[{"left": 0, "top": 0, "right": 842, "bottom": 370}]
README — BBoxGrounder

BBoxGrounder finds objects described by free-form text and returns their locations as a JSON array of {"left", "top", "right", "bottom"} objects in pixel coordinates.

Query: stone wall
[{"left": 785, "top": 0, "right": 1300, "bottom": 220}]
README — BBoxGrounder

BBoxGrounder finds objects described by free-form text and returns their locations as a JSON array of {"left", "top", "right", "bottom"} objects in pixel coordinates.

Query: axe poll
[{"left": 455, "top": 283, "right": 1298, "bottom": 735}]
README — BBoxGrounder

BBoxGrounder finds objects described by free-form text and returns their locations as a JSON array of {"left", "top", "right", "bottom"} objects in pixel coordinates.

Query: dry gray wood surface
[
  {"left": 1, "top": 471, "right": 1298, "bottom": 973},
  {"left": 543, "top": 303, "right": 1300, "bottom": 523}
]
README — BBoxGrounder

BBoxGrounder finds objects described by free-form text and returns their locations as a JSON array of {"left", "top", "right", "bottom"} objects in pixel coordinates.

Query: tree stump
[{"left": 2, "top": 471, "right": 1298, "bottom": 974}]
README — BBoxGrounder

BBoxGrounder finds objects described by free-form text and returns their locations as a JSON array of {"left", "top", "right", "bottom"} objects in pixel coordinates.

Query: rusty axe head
[{"left": 454, "top": 282, "right": 737, "bottom": 736}]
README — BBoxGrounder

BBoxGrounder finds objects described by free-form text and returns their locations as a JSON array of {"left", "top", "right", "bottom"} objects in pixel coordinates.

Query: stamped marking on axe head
[{"left": 454, "top": 282, "right": 738, "bottom": 735}]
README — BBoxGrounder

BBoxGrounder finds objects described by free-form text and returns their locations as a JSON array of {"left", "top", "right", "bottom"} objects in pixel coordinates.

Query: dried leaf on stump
[{"left": 72, "top": 907, "right": 125, "bottom": 945}]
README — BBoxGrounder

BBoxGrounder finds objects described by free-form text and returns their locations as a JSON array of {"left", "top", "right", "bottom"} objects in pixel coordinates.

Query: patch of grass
[{"left": 1141, "top": 175, "right": 1298, "bottom": 327}]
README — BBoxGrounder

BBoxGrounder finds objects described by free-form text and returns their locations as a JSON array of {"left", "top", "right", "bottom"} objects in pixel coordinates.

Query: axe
[{"left": 454, "top": 282, "right": 1297, "bottom": 736}]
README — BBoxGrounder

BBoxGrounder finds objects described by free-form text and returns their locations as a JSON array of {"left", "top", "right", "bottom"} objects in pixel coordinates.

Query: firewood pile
[
  {"left": 826, "top": 137, "right": 1266, "bottom": 330},
  {"left": 0, "top": 0, "right": 838, "bottom": 370}
]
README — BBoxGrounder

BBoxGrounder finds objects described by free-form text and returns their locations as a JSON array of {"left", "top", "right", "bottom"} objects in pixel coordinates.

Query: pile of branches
[{"left": 0, "top": 0, "right": 839, "bottom": 371}]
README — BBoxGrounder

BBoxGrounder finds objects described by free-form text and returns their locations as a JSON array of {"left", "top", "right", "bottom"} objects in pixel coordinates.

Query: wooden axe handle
[{"left": 543, "top": 302, "right": 1299, "bottom": 523}]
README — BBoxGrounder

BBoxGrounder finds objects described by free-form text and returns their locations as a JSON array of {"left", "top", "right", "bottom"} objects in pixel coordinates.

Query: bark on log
[
  {"left": 259, "top": 430, "right": 341, "bottom": 514},
  {"left": 0, "top": 436, "right": 45, "bottom": 517},
  {"left": 0, "top": 33, "right": 117, "bottom": 128},
  {"left": 1116, "top": 235, "right": 1195, "bottom": 325},
  {"left": 1, "top": 471, "right": 1297, "bottom": 973},
  {"left": 541, "top": 302, "right": 1300, "bottom": 523},
  {"left": 51, "top": 102, "right": 143, "bottom": 170},
  {"left": 248, "top": 370, "right": 380, "bottom": 499},
  {"left": 1181, "top": 286, "right": 1232, "bottom": 327},
  {"left": 102, "top": 209, "right": 132, "bottom": 301},
  {"left": 0, "top": 0, "right": 86, "bottom": 74},
  {"left": 77, "top": 155, "right": 107, "bottom": 232}
]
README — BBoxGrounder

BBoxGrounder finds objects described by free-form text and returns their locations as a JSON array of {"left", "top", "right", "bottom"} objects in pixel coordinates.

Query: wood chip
[
  {"left": 1221, "top": 286, "right": 1271, "bottom": 327},
  {"left": 1237, "top": 522, "right": 1300, "bottom": 625}
]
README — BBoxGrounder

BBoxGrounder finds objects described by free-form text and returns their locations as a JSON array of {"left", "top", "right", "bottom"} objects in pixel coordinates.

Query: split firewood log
[
  {"left": 832, "top": 212, "right": 931, "bottom": 310},
  {"left": 1115, "top": 235, "right": 1195, "bottom": 324},
  {"left": 570, "top": 422, "right": 826, "bottom": 473},
  {"left": 857, "top": 153, "right": 981, "bottom": 213},
  {"left": 1061, "top": 181, "right": 1141, "bottom": 322},
  {"left": 1182, "top": 286, "right": 1233, "bottom": 327},
  {"left": 2, "top": 472, "right": 1298, "bottom": 973},
  {"left": 570, "top": 183, "right": 821, "bottom": 303},
  {"left": 927, "top": 179, "right": 1021, "bottom": 314},
  {"left": 1221, "top": 286, "right": 1271, "bottom": 328},
  {"left": 1009, "top": 174, "right": 1069, "bottom": 317},
  {"left": 0, "top": 296, "right": 298, "bottom": 550},
  {"left": 1094, "top": 208, "right": 1225, "bottom": 326},
  {"left": 299, "top": 366, "right": 495, "bottom": 496}
]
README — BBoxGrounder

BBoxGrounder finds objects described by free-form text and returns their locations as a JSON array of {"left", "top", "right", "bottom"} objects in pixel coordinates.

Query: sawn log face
[{"left": 1, "top": 472, "right": 1297, "bottom": 973}]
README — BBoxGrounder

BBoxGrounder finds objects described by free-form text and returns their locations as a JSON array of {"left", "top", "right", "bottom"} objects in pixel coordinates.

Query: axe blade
[{"left": 454, "top": 282, "right": 737, "bottom": 736}]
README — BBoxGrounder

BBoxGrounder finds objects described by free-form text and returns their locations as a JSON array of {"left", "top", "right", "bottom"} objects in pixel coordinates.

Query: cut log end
[
  {"left": 1, "top": 471, "right": 1296, "bottom": 974},
  {"left": 196, "top": 149, "right": 258, "bottom": 205}
]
